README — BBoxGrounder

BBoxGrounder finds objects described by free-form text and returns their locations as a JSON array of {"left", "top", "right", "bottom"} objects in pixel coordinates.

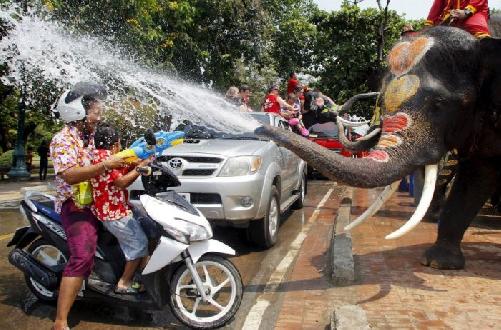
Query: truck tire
[
  {"left": 292, "top": 172, "right": 307, "bottom": 209},
  {"left": 248, "top": 186, "right": 280, "bottom": 248}
]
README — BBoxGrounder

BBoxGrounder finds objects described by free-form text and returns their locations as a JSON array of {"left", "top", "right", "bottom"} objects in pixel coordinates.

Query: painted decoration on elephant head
[
  {"left": 366, "top": 112, "right": 412, "bottom": 162},
  {"left": 383, "top": 75, "right": 420, "bottom": 113},
  {"left": 388, "top": 37, "right": 433, "bottom": 77},
  {"left": 381, "top": 112, "right": 412, "bottom": 133}
]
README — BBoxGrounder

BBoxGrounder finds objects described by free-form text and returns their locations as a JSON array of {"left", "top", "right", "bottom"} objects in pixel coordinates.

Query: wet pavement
[{"left": 0, "top": 180, "right": 338, "bottom": 329}]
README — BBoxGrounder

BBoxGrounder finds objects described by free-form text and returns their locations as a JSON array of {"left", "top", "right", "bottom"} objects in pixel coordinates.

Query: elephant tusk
[
  {"left": 337, "top": 117, "right": 370, "bottom": 127},
  {"left": 385, "top": 164, "right": 438, "bottom": 239},
  {"left": 344, "top": 181, "right": 400, "bottom": 231}
]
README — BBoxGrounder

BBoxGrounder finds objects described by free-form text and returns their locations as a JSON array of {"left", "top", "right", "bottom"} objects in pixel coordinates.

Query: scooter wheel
[
  {"left": 25, "top": 238, "right": 67, "bottom": 302},
  {"left": 169, "top": 254, "right": 243, "bottom": 329}
]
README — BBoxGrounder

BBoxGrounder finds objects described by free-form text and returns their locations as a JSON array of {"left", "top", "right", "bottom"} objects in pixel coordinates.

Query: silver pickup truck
[{"left": 129, "top": 112, "right": 307, "bottom": 248}]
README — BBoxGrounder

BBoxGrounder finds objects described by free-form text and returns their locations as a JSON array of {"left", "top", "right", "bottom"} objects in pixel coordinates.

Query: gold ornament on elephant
[{"left": 383, "top": 75, "right": 420, "bottom": 113}]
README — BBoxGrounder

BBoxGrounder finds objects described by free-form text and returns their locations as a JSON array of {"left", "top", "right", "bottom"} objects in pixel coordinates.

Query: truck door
[{"left": 276, "top": 118, "right": 298, "bottom": 198}]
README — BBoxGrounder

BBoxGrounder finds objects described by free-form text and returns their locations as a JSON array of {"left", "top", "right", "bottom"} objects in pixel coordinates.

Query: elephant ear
[{"left": 479, "top": 38, "right": 501, "bottom": 114}]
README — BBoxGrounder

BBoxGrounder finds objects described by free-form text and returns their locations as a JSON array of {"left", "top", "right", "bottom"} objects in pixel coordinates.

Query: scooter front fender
[
  {"left": 188, "top": 239, "right": 236, "bottom": 264},
  {"left": 142, "top": 238, "right": 236, "bottom": 275},
  {"left": 142, "top": 236, "right": 187, "bottom": 275}
]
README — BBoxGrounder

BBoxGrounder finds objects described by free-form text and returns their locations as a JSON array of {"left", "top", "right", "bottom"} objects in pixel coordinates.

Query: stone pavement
[{"left": 275, "top": 187, "right": 501, "bottom": 329}]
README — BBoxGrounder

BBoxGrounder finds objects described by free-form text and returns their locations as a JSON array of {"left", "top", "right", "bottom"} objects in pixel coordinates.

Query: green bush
[{"left": 0, "top": 150, "right": 14, "bottom": 169}]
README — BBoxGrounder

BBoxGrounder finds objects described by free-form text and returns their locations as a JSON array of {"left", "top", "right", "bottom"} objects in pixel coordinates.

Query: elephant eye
[{"left": 433, "top": 97, "right": 447, "bottom": 106}]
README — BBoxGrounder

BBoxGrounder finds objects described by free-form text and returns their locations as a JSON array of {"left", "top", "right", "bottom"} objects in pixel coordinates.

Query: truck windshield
[{"left": 176, "top": 121, "right": 261, "bottom": 140}]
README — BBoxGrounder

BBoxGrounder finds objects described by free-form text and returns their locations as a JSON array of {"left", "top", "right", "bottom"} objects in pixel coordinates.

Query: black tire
[
  {"left": 247, "top": 186, "right": 280, "bottom": 248},
  {"left": 307, "top": 165, "right": 315, "bottom": 179},
  {"left": 292, "top": 172, "right": 307, "bottom": 210},
  {"left": 25, "top": 238, "right": 67, "bottom": 302},
  {"left": 169, "top": 254, "right": 243, "bottom": 329}
]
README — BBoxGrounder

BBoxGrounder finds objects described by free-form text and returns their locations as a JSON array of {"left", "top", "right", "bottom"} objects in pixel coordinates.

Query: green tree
[{"left": 313, "top": 2, "right": 406, "bottom": 117}]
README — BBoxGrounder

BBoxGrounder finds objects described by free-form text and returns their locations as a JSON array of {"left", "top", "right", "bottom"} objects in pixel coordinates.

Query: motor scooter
[{"left": 7, "top": 131, "right": 243, "bottom": 329}]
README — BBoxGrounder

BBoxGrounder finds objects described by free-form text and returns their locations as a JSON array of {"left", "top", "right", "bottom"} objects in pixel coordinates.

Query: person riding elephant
[
  {"left": 425, "top": 0, "right": 490, "bottom": 38},
  {"left": 254, "top": 26, "right": 501, "bottom": 270}
]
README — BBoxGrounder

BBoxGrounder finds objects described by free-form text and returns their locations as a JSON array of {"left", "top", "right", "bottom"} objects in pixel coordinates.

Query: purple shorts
[{"left": 60, "top": 199, "right": 98, "bottom": 278}]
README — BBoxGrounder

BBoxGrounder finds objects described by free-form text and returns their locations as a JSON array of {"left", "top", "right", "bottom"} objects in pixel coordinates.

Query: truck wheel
[
  {"left": 307, "top": 165, "right": 314, "bottom": 179},
  {"left": 248, "top": 186, "right": 280, "bottom": 248},
  {"left": 292, "top": 172, "right": 307, "bottom": 209}
]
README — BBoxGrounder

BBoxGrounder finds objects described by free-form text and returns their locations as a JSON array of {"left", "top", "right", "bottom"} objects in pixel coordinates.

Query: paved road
[{"left": 0, "top": 180, "right": 338, "bottom": 329}]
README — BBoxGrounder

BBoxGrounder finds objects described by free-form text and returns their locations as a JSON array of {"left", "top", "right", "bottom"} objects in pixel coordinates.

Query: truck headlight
[{"left": 218, "top": 156, "right": 262, "bottom": 177}]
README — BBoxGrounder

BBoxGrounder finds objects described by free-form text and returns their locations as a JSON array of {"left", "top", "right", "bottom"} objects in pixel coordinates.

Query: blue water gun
[{"left": 116, "top": 130, "right": 185, "bottom": 163}]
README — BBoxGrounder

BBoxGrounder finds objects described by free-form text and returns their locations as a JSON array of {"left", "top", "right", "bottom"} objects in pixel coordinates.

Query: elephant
[{"left": 255, "top": 26, "right": 501, "bottom": 270}]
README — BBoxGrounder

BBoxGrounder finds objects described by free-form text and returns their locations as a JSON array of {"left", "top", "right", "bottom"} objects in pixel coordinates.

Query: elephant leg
[{"left": 421, "top": 159, "right": 499, "bottom": 270}]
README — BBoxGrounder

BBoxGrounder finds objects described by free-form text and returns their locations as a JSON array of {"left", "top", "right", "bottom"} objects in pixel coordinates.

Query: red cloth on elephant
[{"left": 426, "top": 0, "right": 490, "bottom": 38}]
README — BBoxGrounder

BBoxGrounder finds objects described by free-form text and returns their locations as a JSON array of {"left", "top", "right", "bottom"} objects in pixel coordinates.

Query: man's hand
[
  {"left": 104, "top": 156, "right": 126, "bottom": 169},
  {"left": 137, "top": 157, "right": 152, "bottom": 167},
  {"left": 450, "top": 9, "right": 468, "bottom": 19}
]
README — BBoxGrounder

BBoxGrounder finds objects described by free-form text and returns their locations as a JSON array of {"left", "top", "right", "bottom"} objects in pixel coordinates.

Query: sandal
[
  {"left": 131, "top": 273, "right": 146, "bottom": 293},
  {"left": 131, "top": 281, "right": 146, "bottom": 293},
  {"left": 114, "top": 285, "right": 140, "bottom": 295}
]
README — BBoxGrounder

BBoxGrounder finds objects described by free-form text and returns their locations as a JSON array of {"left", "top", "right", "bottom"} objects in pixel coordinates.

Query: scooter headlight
[{"left": 162, "top": 218, "right": 213, "bottom": 243}]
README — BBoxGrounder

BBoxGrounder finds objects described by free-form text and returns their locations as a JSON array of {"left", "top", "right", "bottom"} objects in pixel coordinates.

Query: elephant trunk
[{"left": 256, "top": 113, "right": 442, "bottom": 188}]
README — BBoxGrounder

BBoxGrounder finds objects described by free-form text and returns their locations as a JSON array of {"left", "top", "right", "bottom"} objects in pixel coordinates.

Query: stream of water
[{"left": 0, "top": 4, "right": 259, "bottom": 133}]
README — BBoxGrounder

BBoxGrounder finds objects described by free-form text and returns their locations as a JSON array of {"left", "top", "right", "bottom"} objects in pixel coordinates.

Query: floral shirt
[
  {"left": 90, "top": 149, "right": 132, "bottom": 222},
  {"left": 50, "top": 125, "right": 95, "bottom": 213}
]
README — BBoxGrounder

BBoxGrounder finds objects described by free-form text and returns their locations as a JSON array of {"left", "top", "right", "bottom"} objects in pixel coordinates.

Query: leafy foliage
[
  {"left": 313, "top": 3, "right": 406, "bottom": 104},
  {"left": 0, "top": 149, "right": 14, "bottom": 169}
]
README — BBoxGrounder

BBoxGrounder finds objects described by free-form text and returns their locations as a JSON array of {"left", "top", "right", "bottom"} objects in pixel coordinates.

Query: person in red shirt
[
  {"left": 425, "top": 0, "right": 490, "bottom": 38},
  {"left": 90, "top": 123, "right": 150, "bottom": 294},
  {"left": 287, "top": 72, "right": 299, "bottom": 95},
  {"left": 262, "top": 85, "right": 295, "bottom": 114}
]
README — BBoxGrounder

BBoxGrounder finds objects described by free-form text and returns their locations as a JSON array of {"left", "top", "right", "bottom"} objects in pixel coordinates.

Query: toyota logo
[{"left": 168, "top": 158, "right": 183, "bottom": 174}]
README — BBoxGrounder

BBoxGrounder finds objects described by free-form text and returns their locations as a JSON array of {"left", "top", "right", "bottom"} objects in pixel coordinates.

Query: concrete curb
[
  {"left": 331, "top": 305, "right": 371, "bottom": 330},
  {"left": 329, "top": 187, "right": 371, "bottom": 329},
  {"left": 330, "top": 187, "right": 354, "bottom": 285}
]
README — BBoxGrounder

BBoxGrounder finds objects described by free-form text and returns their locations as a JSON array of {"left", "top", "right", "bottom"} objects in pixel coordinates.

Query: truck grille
[
  {"left": 191, "top": 193, "right": 222, "bottom": 204},
  {"left": 158, "top": 156, "right": 223, "bottom": 163},
  {"left": 182, "top": 169, "right": 216, "bottom": 176}
]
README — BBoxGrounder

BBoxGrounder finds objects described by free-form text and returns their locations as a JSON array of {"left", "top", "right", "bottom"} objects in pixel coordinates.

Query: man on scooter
[{"left": 50, "top": 82, "right": 125, "bottom": 330}]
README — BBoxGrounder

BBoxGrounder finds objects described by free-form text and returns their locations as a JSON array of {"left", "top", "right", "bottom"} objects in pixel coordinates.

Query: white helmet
[{"left": 53, "top": 82, "right": 107, "bottom": 123}]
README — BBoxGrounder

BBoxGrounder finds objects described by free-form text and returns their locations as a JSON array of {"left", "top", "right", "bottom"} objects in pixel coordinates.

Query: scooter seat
[{"left": 31, "top": 200, "right": 61, "bottom": 223}]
